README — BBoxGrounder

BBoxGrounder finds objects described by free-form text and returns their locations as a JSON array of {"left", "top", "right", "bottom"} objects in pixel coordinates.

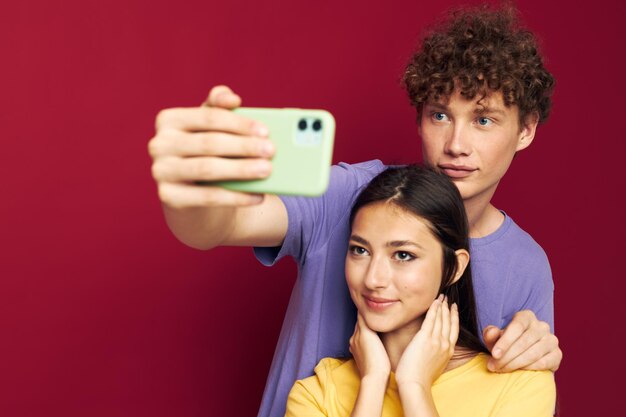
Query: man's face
[{"left": 420, "top": 90, "right": 537, "bottom": 206}]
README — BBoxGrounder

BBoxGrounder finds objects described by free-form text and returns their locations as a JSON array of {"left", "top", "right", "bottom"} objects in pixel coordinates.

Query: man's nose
[{"left": 444, "top": 123, "right": 472, "bottom": 156}]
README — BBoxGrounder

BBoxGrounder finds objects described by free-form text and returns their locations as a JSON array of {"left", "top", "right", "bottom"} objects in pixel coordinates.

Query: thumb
[
  {"left": 482, "top": 326, "right": 503, "bottom": 352},
  {"left": 203, "top": 85, "right": 242, "bottom": 109}
]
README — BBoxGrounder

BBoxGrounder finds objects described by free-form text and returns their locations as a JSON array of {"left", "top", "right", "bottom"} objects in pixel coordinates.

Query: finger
[
  {"left": 440, "top": 297, "right": 451, "bottom": 341},
  {"left": 157, "top": 182, "right": 264, "bottom": 208},
  {"left": 489, "top": 319, "right": 530, "bottom": 360},
  {"left": 490, "top": 329, "right": 556, "bottom": 372},
  {"left": 482, "top": 326, "right": 503, "bottom": 352},
  {"left": 204, "top": 85, "right": 242, "bottom": 109},
  {"left": 449, "top": 303, "right": 460, "bottom": 347},
  {"left": 432, "top": 297, "right": 443, "bottom": 337},
  {"left": 521, "top": 346, "right": 562, "bottom": 372},
  {"left": 152, "top": 156, "right": 272, "bottom": 183},
  {"left": 149, "top": 131, "right": 275, "bottom": 158},
  {"left": 156, "top": 107, "right": 268, "bottom": 137},
  {"left": 488, "top": 335, "right": 558, "bottom": 372},
  {"left": 493, "top": 324, "right": 546, "bottom": 365},
  {"left": 421, "top": 298, "right": 440, "bottom": 336},
  {"left": 491, "top": 312, "right": 550, "bottom": 361}
]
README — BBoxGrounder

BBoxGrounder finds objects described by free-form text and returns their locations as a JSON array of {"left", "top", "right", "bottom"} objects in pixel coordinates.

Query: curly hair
[{"left": 403, "top": 4, "right": 555, "bottom": 125}]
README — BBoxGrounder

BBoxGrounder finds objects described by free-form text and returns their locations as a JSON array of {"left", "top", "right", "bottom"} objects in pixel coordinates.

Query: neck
[
  {"left": 463, "top": 191, "right": 504, "bottom": 239},
  {"left": 380, "top": 323, "right": 420, "bottom": 372}
]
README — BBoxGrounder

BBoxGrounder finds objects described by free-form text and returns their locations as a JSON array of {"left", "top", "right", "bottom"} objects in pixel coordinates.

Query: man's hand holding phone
[{"left": 148, "top": 86, "right": 275, "bottom": 209}]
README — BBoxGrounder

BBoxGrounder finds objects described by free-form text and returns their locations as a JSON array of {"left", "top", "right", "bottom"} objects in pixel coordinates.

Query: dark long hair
[{"left": 350, "top": 165, "right": 488, "bottom": 354}]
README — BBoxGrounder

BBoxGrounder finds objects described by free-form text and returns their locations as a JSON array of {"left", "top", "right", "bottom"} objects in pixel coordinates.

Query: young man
[{"left": 148, "top": 5, "right": 561, "bottom": 417}]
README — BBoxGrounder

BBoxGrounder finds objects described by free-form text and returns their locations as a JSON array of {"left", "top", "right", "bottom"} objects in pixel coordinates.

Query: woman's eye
[
  {"left": 350, "top": 245, "right": 368, "bottom": 256},
  {"left": 394, "top": 251, "right": 414, "bottom": 262},
  {"left": 477, "top": 117, "right": 492, "bottom": 126}
]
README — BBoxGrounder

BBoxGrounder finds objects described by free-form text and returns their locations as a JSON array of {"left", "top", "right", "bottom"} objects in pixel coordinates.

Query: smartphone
[{"left": 217, "top": 107, "right": 335, "bottom": 196}]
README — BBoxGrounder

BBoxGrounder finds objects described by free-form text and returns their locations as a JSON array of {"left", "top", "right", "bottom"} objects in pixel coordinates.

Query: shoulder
[
  {"left": 291, "top": 357, "right": 355, "bottom": 391},
  {"left": 286, "top": 358, "right": 357, "bottom": 415},
  {"left": 328, "top": 160, "right": 386, "bottom": 192},
  {"left": 433, "top": 354, "right": 555, "bottom": 417},
  {"left": 284, "top": 159, "right": 386, "bottom": 217},
  {"left": 474, "top": 213, "right": 551, "bottom": 274},
  {"left": 312, "top": 357, "right": 359, "bottom": 386},
  {"left": 497, "top": 367, "right": 556, "bottom": 415},
  {"left": 458, "top": 354, "right": 555, "bottom": 397},
  {"left": 480, "top": 354, "right": 555, "bottom": 397},
  {"left": 502, "top": 215, "right": 549, "bottom": 261}
]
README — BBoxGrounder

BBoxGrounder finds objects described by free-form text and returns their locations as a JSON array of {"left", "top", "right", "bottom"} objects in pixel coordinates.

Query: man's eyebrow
[
  {"left": 424, "top": 102, "right": 449, "bottom": 111},
  {"left": 475, "top": 106, "right": 506, "bottom": 117},
  {"left": 387, "top": 240, "right": 425, "bottom": 251}
]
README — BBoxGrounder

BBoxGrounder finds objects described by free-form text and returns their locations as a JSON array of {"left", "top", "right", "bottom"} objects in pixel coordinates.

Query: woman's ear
[{"left": 450, "top": 249, "right": 470, "bottom": 285}]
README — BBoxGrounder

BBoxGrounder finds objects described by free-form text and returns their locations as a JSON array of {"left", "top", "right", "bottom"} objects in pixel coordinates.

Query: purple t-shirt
[{"left": 253, "top": 160, "right": 554, "bottom": 417}]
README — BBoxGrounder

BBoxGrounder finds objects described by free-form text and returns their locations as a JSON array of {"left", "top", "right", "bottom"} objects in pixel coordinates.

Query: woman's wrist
[
  {"left": 360, "top": 372, "right": 389, "bottom": 390},
  {"left": 398, "top": 382, "right": 439, "bottom": 417},
  {"left": 351, "top": 375, "right": 389, "bottom": 417}
]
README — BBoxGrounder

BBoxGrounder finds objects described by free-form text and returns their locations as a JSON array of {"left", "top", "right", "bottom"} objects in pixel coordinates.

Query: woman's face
[{"left": 345, "top": 202, "right": 445, "bottom": 334}]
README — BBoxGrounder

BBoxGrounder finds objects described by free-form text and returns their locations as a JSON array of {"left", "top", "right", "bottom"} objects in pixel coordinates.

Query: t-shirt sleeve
[
  {"left": 503, "top": 240, "right": 555, "bottom": 332},
  {"left": 492, "top": 371, "right": 556, "bottom": 417},
  {"left": 254, "top": 160, "right": 385, "bottom": 266},
  {"left": 284, "top": 379, "right": 327, "bottom": 417}
]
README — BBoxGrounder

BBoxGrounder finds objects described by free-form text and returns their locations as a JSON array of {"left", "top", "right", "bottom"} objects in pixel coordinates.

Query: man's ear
[
  {"left": 450, "top": 249, "right": 470, "bottom": 285},
  {"left": 417, "top": 111, "right": 423, "bottom": 136},
  {"left": 516, "top": 112, "right": 539, "bottom": 152}
]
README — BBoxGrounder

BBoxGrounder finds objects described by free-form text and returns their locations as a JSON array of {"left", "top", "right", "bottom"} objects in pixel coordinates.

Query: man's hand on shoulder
[{"left": 483, "top": 310, "right": 562, "bottom": 373}]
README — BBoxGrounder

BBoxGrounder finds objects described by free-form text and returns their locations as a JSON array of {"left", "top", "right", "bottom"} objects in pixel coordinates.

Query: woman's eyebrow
[
  {"left": 387, "top": 240, "right": 425, "bottom": 250},
  {"left": 349, "top": 234, "right": 369, "bottom": 245}
]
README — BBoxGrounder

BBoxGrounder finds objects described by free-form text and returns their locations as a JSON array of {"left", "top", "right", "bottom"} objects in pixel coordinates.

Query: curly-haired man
[{"left": 148, "top": 5, "right": 561, "bottom": 417}]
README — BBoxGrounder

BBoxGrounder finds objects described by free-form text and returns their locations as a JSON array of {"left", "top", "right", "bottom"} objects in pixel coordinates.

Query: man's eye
[
  {"left": 433, "top": 112, "right": 448, "bottom": 121},
  {"left": 477, "top": 117, "right": 492, "bottom": 126},
  {"left": 394, "top": 251, "right": 414, "bottom": 262}
]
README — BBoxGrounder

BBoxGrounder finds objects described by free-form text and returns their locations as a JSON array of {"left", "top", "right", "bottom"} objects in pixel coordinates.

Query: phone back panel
[{"left": 218, "top": 107, "right": 335, "bottom": 196}]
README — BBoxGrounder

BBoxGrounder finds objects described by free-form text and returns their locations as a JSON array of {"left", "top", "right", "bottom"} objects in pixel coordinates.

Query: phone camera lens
[
  {"left": 312, "top": 119, "right": 322, "bottom": 131},
  {"left": 298, "top": 119, "right": 308, "bottom": 131}
]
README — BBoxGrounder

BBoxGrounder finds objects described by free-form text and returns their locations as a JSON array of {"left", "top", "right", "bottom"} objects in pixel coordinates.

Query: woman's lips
[
  {"left": 438, "top": 164, "right": 477, "bottom": 179},
  {"left": 364, "top": 296, "right": 398, "bottom": 311}
]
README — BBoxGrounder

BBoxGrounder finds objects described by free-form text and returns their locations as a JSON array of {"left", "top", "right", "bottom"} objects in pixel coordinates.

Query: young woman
[{"left": 286, "top": 165, "right": 556, "bottom": 417}]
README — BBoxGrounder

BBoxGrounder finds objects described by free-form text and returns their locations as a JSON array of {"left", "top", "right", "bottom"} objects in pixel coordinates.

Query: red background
[{"left": 2, "top": 0, "right": 624, "bottom": 415}]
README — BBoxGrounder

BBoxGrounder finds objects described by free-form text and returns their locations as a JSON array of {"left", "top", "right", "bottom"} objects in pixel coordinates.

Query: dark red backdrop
[{"left": 2, "top": 0, "right": 624, "bottom": 415}]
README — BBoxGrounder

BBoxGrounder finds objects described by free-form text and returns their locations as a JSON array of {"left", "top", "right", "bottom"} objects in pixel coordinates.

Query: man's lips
[
  {"left": 438, "top": 164, "right": 477, "bottom": 179},
  {"left": 364, "top": 296, "right": 398, "bottom": 311}
]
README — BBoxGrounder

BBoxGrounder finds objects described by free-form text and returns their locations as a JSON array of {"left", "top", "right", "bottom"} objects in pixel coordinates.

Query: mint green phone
[{"left": 218, "top": 107, "right": 335, "bottom": 196}]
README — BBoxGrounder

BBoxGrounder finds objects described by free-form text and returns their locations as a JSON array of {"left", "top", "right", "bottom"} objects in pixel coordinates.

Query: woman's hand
[
  {"left": 350, "top": 313, "right": 391, "bottom": 382},
  {"left": 349, "top": 314, "right": 390, "bottom": 417},
  {"left": 395, "top": 295, "right": 459, "bottom": 389}
]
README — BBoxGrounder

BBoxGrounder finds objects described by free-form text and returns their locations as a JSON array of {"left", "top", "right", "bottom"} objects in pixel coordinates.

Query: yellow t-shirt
[{"left": 286, "top": 353, "right": 555, "bottom": 417}]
